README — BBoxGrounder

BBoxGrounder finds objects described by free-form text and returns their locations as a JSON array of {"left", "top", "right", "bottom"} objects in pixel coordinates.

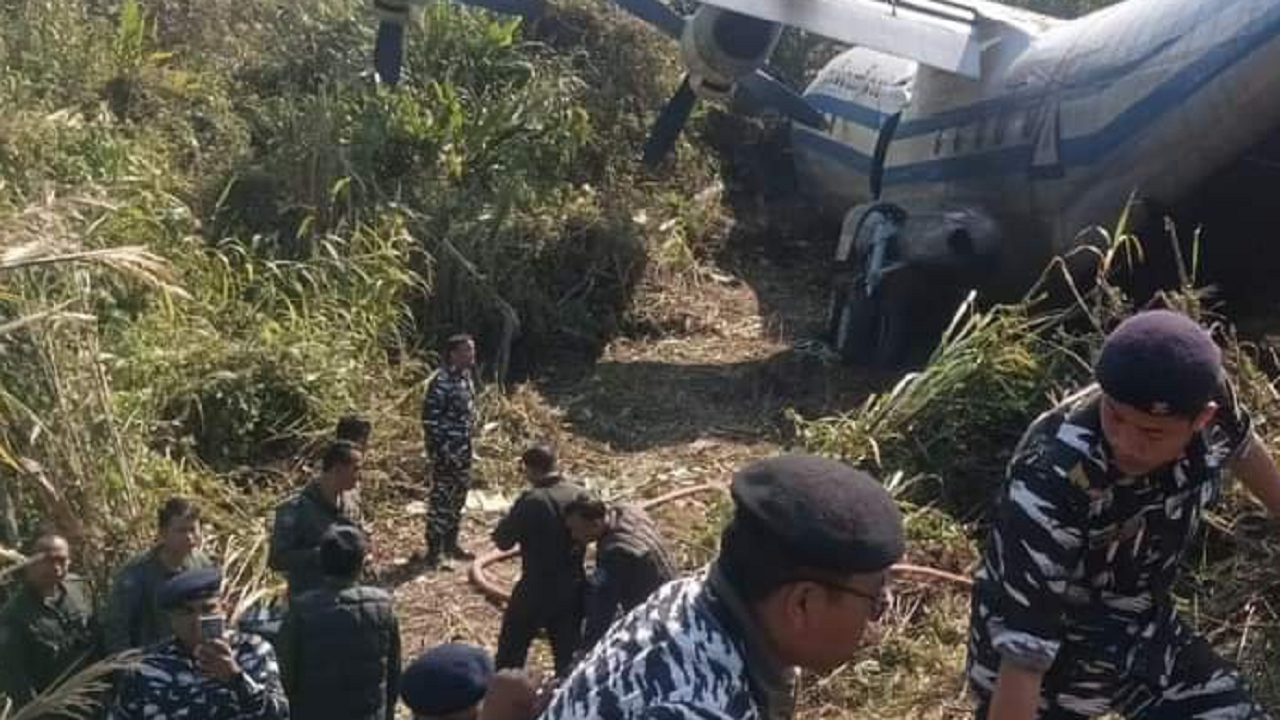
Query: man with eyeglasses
[
  {"left": 108, "top": 568, "right": 288, "bottom": 720},
  {"left": 968, "top": 310, "right": 1280, "bottom": 720},
  {"left": 540, "top": 455, "right": 904, "bottom": 720}
]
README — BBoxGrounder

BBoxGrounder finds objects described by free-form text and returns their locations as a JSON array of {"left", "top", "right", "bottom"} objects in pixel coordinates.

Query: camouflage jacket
[
  {"left": 0, "top": 576, "right": 100, "bottom": 710},
  {"left": 421, "top": 366, "right": 474, "bottom": 469},
  {"left": 104, "top": 546, "right": 215, "bottom": 653},
  {"left": 543, "top": 565, "right": 794, "bottom": 720},
  {"left": 269, "top": 483, "right": 363, "bottom": 597},
  {"left": 967, "top": 384, "right": 1252, "bottom": 714},
  {"left": 107, "top": 633, "right": 288, "bottom": 720}
]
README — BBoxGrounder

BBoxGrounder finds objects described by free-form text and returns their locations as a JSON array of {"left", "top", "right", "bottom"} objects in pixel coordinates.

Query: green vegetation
[{"left": 0, "top": 0, "right": 722, "bottom": 584}]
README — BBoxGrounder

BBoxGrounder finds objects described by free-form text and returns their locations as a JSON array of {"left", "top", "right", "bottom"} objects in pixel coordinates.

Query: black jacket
[
  {"left": 582, "top": 505, "right": 677, "bottom": 647},
  {"left": 492, "top": 475, "right": 586, "bottom": 606},
  {"left": 277, "top": 581, "right": 400, "bottom": 720}
]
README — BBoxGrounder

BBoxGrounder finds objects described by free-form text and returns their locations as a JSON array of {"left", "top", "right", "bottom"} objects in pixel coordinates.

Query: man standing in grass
[
  {"left": 0, "top": 532, "right": 101, "bottom": 713},
  {"left": 270, "top": 440, "right": 365, "bottom": 598},
  {"left": 105, "top": 497, "right": 215, "bottom": 653},
  {"left": 969, "top": 310, "right": 1280, "bottom": 720},
  {"left": 422, "top": 333, "right": 478, "bottom": 569}
]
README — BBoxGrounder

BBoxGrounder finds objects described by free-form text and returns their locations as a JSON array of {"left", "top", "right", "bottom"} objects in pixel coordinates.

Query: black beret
[
  {"left": 1096, "top": 310, "right": 1222, "bottom": 417},
  {"left": 159, "top": 567, "right": 222, "bottom": 610},
  {"left": 730, "top": 455, "right": 905, "bottom": 574},
  {"left": 400, "top": 643, "right": 494, "bottom": 716}
]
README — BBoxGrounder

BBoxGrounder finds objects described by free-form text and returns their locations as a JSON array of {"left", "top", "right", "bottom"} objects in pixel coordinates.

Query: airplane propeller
[
  {"left": 643, "top": 75, "right": 698, "bottom": 166},
  {"left": 374, "top": 0, "right": 544, "bottom": 86},
  {"left": 374, "top": 0, "right": 824, "bottom": 165},
  {"left": 613, "top": 0, "right": 824, "bottom": 166}
]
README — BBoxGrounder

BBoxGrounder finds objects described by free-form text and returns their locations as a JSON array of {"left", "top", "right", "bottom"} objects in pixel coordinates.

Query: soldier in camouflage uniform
[
  {"left": 422, "top": 334, "right": 477, "bottom": 569},
  {"left": 104, "top": 497, "right": 215, "bottom": 653},
  {"left": 107, "top": 568, "right": 288, "bottom": 720},
  {"left": 0, "top": 533, "right": 101, "bottom": 716},
  {"left": 270, "top": 441, "right": 364, "bottom": 599},
  {"left": 542, "top": 455, "right": 904, "bottom": 720},
  {"left": 563, "top": 493, "right": 677, "bottom": 650},
  {"left": 969, "top": 311, "right": 1280, "bottom": 720}
]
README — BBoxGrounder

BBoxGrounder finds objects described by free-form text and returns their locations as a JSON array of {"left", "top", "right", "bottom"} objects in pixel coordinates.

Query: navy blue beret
[
  {"left": 159, "top": 567, "right": 222, "bottom": 610},
  {"left": 1096, "top": 310, "right": 1222, "bottom": 417},
  {"left": 730, "top": 455, "right": 905, "bottom": 574},
  {"left": 400, "top": 643, "right": 494, "bottom": 716}
]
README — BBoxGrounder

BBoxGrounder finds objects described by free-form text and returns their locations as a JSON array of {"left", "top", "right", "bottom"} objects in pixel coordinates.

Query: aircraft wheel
[
  {"left": 831, "top": 273, "right": 914, "bottom": 368},
  {"left": 869, "top": 274, "right": 914, "bottom": 368}
]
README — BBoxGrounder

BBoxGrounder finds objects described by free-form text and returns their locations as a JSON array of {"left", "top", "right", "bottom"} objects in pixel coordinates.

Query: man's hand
[
  {"left": 987, "top": 661, "right": 1045, "bottom": 720},
  {"left": 480, "top": 670, "right": 547, "bottom": 720},
  {"left": 196, "top": 640, "right": 242, "bottom": 682}
]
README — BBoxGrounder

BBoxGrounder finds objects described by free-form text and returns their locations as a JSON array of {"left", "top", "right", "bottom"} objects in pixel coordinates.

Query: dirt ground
[{"left": 365, "top": 244, "right": 887, "bottom": 680}]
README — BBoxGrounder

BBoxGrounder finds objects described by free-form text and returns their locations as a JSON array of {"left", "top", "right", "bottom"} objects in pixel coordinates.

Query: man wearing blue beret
[
  {"left": 107, "top": 568, "right": 288, "bottom": 720},
  {"left": 541, "top": 454, "right": 905, "bottom": 720},
  {"left": 400, "top": 643, "right": 548, "bottom": 720},
  {"left": 970, "top": 310, "right": 1280, "bottom": 720}
]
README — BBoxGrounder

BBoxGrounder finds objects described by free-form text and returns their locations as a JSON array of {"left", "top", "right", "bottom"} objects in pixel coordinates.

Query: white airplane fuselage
[{"left": 791, "top": 0, "right": 1280, "bottom": 297}]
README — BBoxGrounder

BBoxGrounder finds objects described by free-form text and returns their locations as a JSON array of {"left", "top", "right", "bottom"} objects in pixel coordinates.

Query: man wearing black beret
[
  {"left": 969, "top": 310, "right": 1280, "bottom": 720},
  {"left": 108, "top": 568, "right": 288, "bottom": 720},
  {"left": 541, "top": 454, "right": 904, "bottom": 720}
]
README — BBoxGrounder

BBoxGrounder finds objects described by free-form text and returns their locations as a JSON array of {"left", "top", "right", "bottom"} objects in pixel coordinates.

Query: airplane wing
[{"left": 693, "top": 0, "right": 1055, "bottom": 80}]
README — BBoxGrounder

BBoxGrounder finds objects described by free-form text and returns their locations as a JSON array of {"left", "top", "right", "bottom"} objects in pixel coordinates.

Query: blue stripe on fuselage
[{"left": 798, "top": 0, "right": 1280, "bottom": 186}]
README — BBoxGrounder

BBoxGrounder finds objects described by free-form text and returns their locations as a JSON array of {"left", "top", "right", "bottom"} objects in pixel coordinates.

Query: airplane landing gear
[{"left": 827, "top": 268, "right": 915, "bottom": 368}]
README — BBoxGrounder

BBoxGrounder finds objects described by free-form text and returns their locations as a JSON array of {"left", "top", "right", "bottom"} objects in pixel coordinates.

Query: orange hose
[{"left": 468, "top": 483, "right": 974, "bottom": 603}]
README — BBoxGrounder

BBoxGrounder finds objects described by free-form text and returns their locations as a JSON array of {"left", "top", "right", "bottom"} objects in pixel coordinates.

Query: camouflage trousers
[
  {"left": 974, "top": 635, "right": 1273, "bottom": 720},
  {"left": 426, "top": 461, "right": 471, "bottom": 552}
]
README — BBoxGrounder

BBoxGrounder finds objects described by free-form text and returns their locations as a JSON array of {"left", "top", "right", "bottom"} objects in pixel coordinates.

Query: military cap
[
  {"left": 730, "top": 455, "right": 905, "bottom": 574},
  {"left": 159, "top": 567, "right": 222, "bottom": 610},
  {"left": 1096, "top": 309, "right": 1222, "bottom": 417},
  {"left": 400, "top": 643, "right": 494, "bottom": 716}
]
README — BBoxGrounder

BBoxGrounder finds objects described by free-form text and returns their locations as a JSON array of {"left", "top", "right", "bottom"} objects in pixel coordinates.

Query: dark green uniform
[
  {"left": 0, "top": 576, "right": 100, "bottom": 712},
  {"left": 269, "top": 483, "right": 363, "bottom": 598},
  {"left": 492, "top": 474, "right": 586, "bottom": 677},
  {"left": 103, "top": 546, "right": 215, "bottom": 653}
]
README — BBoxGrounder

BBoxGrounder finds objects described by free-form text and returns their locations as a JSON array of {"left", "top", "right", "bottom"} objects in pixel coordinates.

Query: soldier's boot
[{"left": 423, "top": 549, "right": 454, "bottom": 571}]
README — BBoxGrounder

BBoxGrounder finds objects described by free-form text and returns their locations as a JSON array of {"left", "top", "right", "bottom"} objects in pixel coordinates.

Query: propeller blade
[
  {"left": 738, "top": 70, "right": 826, "bottom": 128},
  {"left": 643, "top": 76, "right": 698, "bottom": 167},
  {"left": 611, "top": 0, "right": 685, "bottom": 39},
  {"left": 374, "top": 20, "right": 406, "bottom": 86}
]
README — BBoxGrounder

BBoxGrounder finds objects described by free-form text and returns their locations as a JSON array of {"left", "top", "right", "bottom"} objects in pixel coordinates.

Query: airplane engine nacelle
[
  {"left": 837, "top": 201, "right": 1000, "bottom": 273},
  {"left": 681, "top": 6, "right": 781, "bottom": 102}
]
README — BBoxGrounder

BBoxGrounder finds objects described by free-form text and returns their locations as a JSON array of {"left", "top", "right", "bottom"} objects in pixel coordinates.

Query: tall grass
[{"left": 0, "top": 0, "right": 724, "bottom": 590}]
